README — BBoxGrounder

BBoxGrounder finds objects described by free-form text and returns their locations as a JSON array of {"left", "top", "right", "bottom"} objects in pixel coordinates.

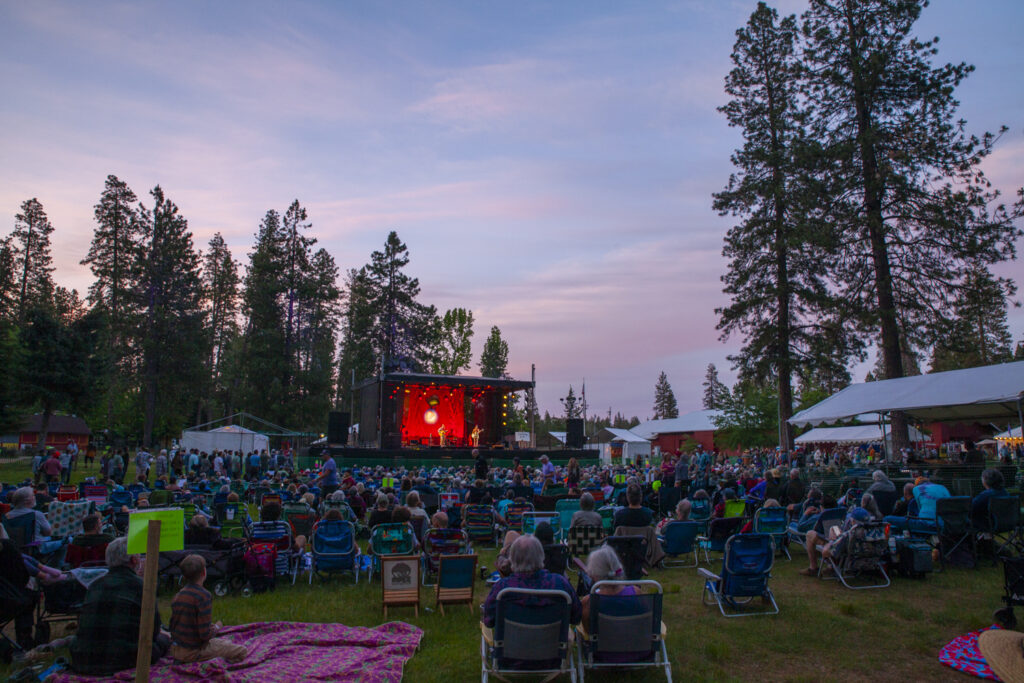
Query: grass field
[{"left": 1, "top": 457, "right": 998, "bottom": 681}]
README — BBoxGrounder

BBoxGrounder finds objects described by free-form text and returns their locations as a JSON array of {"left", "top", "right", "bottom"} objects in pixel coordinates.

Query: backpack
[{"left": 244, "top": 542, "right": 278, "bottom": 593}]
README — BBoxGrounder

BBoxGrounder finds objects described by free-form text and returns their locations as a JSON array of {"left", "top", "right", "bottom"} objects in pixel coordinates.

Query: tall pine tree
[
  {"left": 82, "top": 174, "right": 141, "bottom": 430},
  {"left": 135, "top": 186, "right": 206, "bottom": 446},
  {"left": 702, "top": 363, "right": 730, "bottom": 410},
  {"left": 714, "top": 3, "right": 856, "bottom": 450},
  {"left": 479, "top": 326, "right": 510, "bottom": 378},
  {"left": 929, "top": 264, "right": 1015, "bottom": 372},
  {"left": 10, "top": 198, "right": 55, "bottom": 322},
  {"left": 200, "top": 232, "right": 240, "bottom": 421},
  {"left": 652, "top": 371, "right": 679, "bottom": 419},
  {"left": 802, "top": 0, "right": 1024, "bottom": 445},
  {"left": 336, "top": 267, "right": 376, "bottom": 409},
  {"left": 365, "top": 231, "right": 436, "bottom": 372}
]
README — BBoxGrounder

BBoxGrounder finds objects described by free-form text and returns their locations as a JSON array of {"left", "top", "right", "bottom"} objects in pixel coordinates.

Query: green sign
[{"left": 126, "top": 508, "right": 185, "bottom": 554}]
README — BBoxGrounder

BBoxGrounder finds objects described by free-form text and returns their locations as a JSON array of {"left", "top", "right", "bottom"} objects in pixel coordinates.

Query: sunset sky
[{"left": 2, "top": 1, "right": 1022, "bottom": 419}]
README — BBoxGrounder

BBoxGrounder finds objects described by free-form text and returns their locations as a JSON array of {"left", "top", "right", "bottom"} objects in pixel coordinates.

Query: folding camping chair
[
  {"left": 522, "top": 511, "right": 561, "bottom": 538},
  {"left": 821, "top": 521, "right": 891, "bottom": 590},
  {"left": 566, "top": 525, "right": 605, "bottom": 564},
  {"left": 368, "top": 523, "right": 416, "bottom": 582},
  {"left": 935, "top": 496, "right": 976, "bottom": 570},
  {"left": 990, "top": 494, "right": 1024, "bottom": 565},
  {"left": 698, "top": 533, "right": 778, "bottom": 617},
  {"left": 604, "top": 535, "right": 647, "bottom": 580},
  {"left": 504, "top": 502, "right": 535, "bottom": 534},
  {"left": 307, "top": 519, "right": 360, "bottom": 584},
  {"left": 659, "top": 521, "right": 700, "bottom": 568},
  {"left": 422, "top": 527, "right": 470, "bottom": 585},
  {"left": 435, "top": 554, "right": 477, "bottom": 615},
  {"left": 463, "top": 504, "right": 498, "bottom": 547},
  {"left": 698, "top": 516, "right": 744, "bottom": 564},
  {"left": 555, "top": 499, "right": 581, "bottom": 538},
  {"left": 480, "top": 587, "right": 577, "bottom": 683},
  {"left": 576, "top": 580, "right": 672, "bottom": 682},
  {"left": 754, "top": 506, "right": 791, "bottom": 560}
]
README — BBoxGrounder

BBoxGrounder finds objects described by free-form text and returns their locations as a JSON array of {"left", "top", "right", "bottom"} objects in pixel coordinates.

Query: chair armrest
[{"left": 697, "top": 568, "right": 720, "bottom": 581}]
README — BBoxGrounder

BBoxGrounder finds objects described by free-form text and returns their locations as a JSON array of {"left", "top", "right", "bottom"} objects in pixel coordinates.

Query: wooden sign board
[{"left": 381, "top": 555, "right": 420, "bottom": 618}]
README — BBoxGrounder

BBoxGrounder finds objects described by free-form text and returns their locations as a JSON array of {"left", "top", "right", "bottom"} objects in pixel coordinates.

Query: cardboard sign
[{"left": 127, "top": 508, "right": 185, "bottom": 554}]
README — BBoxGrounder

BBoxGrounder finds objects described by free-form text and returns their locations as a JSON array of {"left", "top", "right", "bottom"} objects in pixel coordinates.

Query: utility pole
[{"left": 530, "top": 363, "right": 537, "bottom": 449}]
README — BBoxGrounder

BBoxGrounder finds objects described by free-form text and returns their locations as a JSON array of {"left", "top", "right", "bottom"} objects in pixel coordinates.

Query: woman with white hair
[
  {"left": 580, "top": 545, "right": 639, "bottom": 625},
  {"left": 482, "top": 535, "right": 581, "bottom": 629}
]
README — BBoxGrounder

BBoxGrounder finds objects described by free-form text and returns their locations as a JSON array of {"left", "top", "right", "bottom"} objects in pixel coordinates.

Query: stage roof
[
  {"left": 354, "top": 372, "right": 533, "bottom": 392},
  {"left": 790, "top": 361, "right": 1024, "bottom": 427}
]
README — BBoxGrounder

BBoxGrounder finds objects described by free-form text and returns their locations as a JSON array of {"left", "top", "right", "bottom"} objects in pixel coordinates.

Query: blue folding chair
[
  {"left": 697, "top": 516, "right": 744, "bottom": 564},
  {"left": 659, "top": 521, "right": 700, "bottom": 568},
  {"left": 307, "top": 519, "right": 359, "bottom": 584},
  {"left": 698, "top": 533, "right": 778, "bottom": 617}
]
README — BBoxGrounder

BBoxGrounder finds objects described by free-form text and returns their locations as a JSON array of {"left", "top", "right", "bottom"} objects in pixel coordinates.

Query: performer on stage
[
  {"left": 470, "top": 425, "right": 482, "bottom": 448},
  {"left": 437, "top": 424, "right": 448, "bottom": 447}
]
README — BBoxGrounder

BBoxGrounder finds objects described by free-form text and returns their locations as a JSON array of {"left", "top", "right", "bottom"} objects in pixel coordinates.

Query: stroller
[
  {"left": 995, "top": 556, "right": 1024, "bottom": 629},
  {"left": 159, "top": 543, "right": 247, "bottom": 596}
]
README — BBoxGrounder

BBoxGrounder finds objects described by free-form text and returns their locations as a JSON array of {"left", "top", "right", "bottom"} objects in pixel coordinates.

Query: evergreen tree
[
  {"left": 802, "top": 0, "right": 1024, "bottom": 446},
  {"left": 560, "top": 386, "right": 581, "bottom": 419},
  {"left": 365, "top": 231, "right": 436, "bottom": 371},
  {"left": 238, "top": 210, "right": 286, "bottom": 422},
  {"left": 336, "top": 267, "right": 376, "bottom": 409},
  {"left": 201, "top": 232, "right": 240, "bottom": 420},
  {"left": 135, "top": 186, "right": 206, "bottom": 446},
  {"left": 431, "top": 308, "right": 474, "bottom": 375},
  {"left": 714, "top": 3, "right": 857, "bottom": 450},
  {"left": 0, "top": 237, "right": 16, "bottom": 321},
  {"left": 652, "top": 371, "right": 679, "bottom": 419},
  {"left": 9, "top": 198, "right": 55, "bottom": 321},
  {"left": 295, "top": 247, "right": 341, "bottom": 428},
  {"left": 81, "top": 175, "right": 141, "bottom": 429},
  {"left": 929, "top": 264, "right": 1015, "bottom": 372},
  {"left": 280, "top": 200, "right": 316, "bottom": 397},
  {"left": 0, "top": 318, "right": 22, "bottom": 434},
  {"left": 712, "top": 380, "right": 779, "bottom": 450},
  {"left": 702, "top": 363, "right": 730, "bottom": 410},
  {"left": 18, "top": 302, "right": 105, "bottom": 449},
  {"left": 479, "top": 325, "right": 510, "bottom": 378}
]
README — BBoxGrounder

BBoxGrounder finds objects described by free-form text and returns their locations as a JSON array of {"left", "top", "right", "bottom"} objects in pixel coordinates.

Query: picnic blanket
[
  {"left": 47, "top": 500, "right": 94, "bottom": 538},
  {"left": 49, "top": 621, "right": 423, "bottom": 682},
  {"left": 939, "top": 625, "right": 1001, "bottom": 680}
]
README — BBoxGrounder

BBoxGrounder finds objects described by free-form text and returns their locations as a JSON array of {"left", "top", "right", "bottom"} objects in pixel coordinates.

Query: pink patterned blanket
[{"left": 50, "top": 621, "right": 423, "bottom": 682}]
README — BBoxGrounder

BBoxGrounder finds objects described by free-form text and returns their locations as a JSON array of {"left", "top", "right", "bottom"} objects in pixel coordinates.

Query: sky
[{"left": 1, "top": 0, "right": 1023, "bottom": 421}]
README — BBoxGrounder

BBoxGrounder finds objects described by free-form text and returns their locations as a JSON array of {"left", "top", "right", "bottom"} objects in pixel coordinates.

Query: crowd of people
[{"left": 2, "top": 441, "right": 1016, "bottom": 675}]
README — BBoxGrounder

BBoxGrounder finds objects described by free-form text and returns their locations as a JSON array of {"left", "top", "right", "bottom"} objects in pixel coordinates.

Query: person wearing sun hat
[{"left": 979, "top": 629, "right": 1024, "bottom": 682}]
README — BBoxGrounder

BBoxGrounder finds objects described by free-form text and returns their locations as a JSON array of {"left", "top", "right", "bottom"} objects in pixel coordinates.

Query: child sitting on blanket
[{"left": 169, "top": 554, "right": 248, "bottom": 664}]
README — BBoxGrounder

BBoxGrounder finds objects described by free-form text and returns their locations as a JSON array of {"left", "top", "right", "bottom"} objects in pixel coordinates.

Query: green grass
[{"left": 1, "top": 456, "right": 1004, "bottom": 681}]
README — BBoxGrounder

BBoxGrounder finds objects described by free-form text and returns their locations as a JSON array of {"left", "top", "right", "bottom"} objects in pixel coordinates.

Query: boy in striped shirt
[{"left": 169, "top": 555, "right": 248, "bottom": 663}]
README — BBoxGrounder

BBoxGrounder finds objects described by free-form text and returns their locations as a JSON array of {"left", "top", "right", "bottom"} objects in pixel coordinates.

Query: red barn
[
  {"left": 18, "top": 414, "right": 91, "bottom": 450},
  {"left": 633, "top": 410, "right": 724, "bottom": 456}
]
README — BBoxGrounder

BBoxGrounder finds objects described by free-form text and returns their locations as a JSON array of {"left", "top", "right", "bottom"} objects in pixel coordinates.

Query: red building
[
  {"left": 18, "top": 414, "right": 91, "bottom": 450},
  {"left": 632, "top": 410, "right": 723, "bottom": 456}
]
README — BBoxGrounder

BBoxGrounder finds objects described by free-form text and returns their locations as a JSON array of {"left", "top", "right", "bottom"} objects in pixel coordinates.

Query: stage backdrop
[{"left": 401, "top": 387, "right": 466, "bottom": 445}]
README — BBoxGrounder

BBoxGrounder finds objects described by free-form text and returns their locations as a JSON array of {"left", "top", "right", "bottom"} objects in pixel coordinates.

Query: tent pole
[{"left": 1017, "top": 395, "right": 1023, "bottom": 458}]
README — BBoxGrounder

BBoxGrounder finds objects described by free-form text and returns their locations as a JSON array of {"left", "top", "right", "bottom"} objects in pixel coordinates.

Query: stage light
[
  {"left": 428, "top": 395, "right": 439, "bottom": 407},
  {"left": 424, "top": 409, "right": 438, "bottom": 424}
]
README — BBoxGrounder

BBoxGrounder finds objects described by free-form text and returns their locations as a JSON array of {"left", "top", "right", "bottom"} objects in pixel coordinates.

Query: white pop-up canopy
[
  {"left": 790, "top": 361, "right": 1024, "bottom": 427},
  {"left": 180, "top": 425, "right": 269, "bottom": 454},
  {"left": 795, "top": 424, "right": 926, "bottom": 445}
]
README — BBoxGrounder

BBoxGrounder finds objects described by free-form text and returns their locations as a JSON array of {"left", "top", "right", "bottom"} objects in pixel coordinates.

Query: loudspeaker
[
  {"left": 327, "top": 411, "right": 350, "bottom": 443},
  {"left": 566, "top": 418, "right": 585, "bottom": 449}
]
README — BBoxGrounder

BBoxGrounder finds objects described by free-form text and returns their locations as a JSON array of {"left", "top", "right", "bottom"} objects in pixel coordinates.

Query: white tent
[
  {"left": 585, "top": 427, "right": 651, "bottom": 464},
  {"left": 795, "top": 424, "right": 926, "bottom": 445},
  {"left": 995, "top": 427, "right": 1022, "bottom": 441},
  {"left": 180, "top": 425, "right": 270, "bottom": 454},
  {"left": 790, "top": 361, "right": 1024, "bottom": 427}
]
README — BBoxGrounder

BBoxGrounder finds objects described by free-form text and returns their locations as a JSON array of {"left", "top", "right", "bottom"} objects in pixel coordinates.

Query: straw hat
[{"left": 979, "top": 629, "right": 1024, "bottom": 683}]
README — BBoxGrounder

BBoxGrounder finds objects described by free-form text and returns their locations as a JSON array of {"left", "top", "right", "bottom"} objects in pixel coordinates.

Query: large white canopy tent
[
  {"left": 180, "top": 425, "right": 269, "bottom": 454},
  {"left": 790, "top": 361, "right": 1024, "bottom": 427},
  {"left": 795, "top": 424, "right": 926, "bottom": 445}
]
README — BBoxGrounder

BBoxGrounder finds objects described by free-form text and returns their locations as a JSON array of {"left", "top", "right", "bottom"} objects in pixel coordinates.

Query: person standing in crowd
[
  {"left": 317, "top": 453, "right": 340, "bottom": 498},
  {"left": 59, "top": 448, "right": 72, "bottom": 484},
  {"left": 135, "top": 448, "right": 151, "bottom": 482},
  {"left": 474, "top": 449, "right": 489, "bottom": 482},
  {"left": 66, "top": 439, "right": 79, "bottom": 473},
  {"left": 42, "top": 452, "right": 63, "bottom": 483}
]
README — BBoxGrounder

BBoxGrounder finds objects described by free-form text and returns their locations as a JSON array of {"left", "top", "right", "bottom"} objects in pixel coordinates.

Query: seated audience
[
  {"left": 70, "top": 537, "right": 171, "bottom": 675},
  {"left": 656, "top": 499, "right": 692, "bottom": 534},
  {"left": 367, "top": 494, "right": 392, "bottom": 528},
  {"left": 571, "top": 492, "right": 603, "bottom": 528},
  {"left": 613, "top": 485, "right": 653, "bottom": 528},
  {"left": 482, "top": 535, "right": 580, "bottom": 628},
  {"left": 169, "top": 554, "right": 248, "bottom": 664},
  {"left": 800, "top": 507, "right": 872, "bottom": 576},
  {"left": 972, "top": 468, "right": 1007, "bottom": 532},
  {"left": 185, "top": 515, "right": 222, "bottom": 547}
]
